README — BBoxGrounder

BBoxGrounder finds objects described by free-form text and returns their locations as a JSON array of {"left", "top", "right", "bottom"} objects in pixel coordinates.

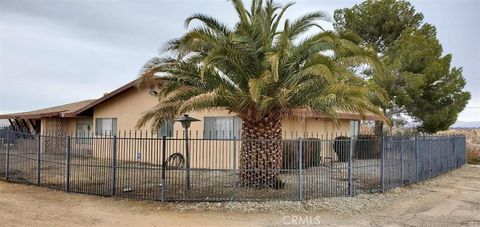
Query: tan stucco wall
[
  {"left": 282, "top": 118, "right": 351, "bottom": 139},
  {"left": 93, "top": 87, "right": 158, "bottom": 132},
  {"left": 65, "top": 118, "right": 77, "bottom": 133},
  {"left": 91, "top": 86, "right": 354, "bottom": 137},
  {"left": 66, "top": 117, "right": 93, "bottom": 134},
  {"left": 40, "top": 117, "right": 92, "bottom": 135},
  {"left": 35, "top": 86, "right": 358, "bottom": 168},
  {"left": 39, "top": 117, "right": 93, "bottom": 155},
  {"left": 83, "top": 86, "right": 358, "bottom": 168}
]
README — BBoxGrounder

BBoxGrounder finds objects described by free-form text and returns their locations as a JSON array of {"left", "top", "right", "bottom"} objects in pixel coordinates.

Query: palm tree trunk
[
  {"left": 239, "top": 114, "right": 283, "bottom": 188},
  {"left": 374, "top": 120, "right": 384, "bottom": 159},
  {"left": 374, "top": 120, "right": 383, "bottom": 136}
]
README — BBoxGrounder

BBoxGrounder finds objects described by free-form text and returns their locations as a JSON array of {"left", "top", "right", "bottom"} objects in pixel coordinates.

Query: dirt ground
[{"left": 0, "top": 165, "right": 479, "bottom": 227}]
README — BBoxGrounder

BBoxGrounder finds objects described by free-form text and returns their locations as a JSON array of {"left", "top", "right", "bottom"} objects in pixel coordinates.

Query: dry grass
[
  {"left": 467, "top": 150, "right": 480, "bottom": 164},
  {"left": 442, "top": 128, "right": 480, "bottom": 165}
]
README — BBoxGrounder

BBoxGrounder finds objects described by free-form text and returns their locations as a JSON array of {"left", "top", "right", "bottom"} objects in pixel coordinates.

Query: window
[
  {"left": 158, "top": 120, "right": 174, "bottom": 137},
  {"left": 95, "top": 118, "right": 117, "bottom": 135},
  {"left": 204, "top": 116, "right": 241, "bottom": 139},
  {"left": 350, "top": 120, "right": 360, "bottom": 138},
  {"left": 76, "top": 119, "right": 93, "bottom": 144}
]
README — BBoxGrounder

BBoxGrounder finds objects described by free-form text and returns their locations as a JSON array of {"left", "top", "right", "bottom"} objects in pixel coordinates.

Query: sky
[{"left": 0, "top": 0, "right": 479, "bottom": 122}]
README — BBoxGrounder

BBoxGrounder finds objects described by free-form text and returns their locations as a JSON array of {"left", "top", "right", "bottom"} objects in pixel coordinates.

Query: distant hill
[{"left": 451, "top": 121, "right": 480, "bottom": 128}]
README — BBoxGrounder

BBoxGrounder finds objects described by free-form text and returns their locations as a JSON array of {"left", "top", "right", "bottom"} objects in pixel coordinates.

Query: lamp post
[{"left": 174, "top": 114, "right": 200, "bottom": 191}]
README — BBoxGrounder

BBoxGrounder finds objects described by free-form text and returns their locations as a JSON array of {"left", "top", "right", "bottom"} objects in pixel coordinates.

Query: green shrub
[
  {"left": 272, "top": 177, "right": 286, "bottom": 190},
  {"left": 282, "top": 138, "right": 322, "bottom": 169},
  {"left": 304, "top": 139, "right": 323, "bottom": 167},
  {"left": 354, "top": 135, "right": 381, "bottom": 159},
  {"left": 333, "top": 136, "right": 351, "bottom": 162}
]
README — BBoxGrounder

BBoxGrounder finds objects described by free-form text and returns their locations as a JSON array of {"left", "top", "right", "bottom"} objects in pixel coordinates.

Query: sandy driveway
[{"left": 0, "top": 165, "right": 479, "bottom": 227}]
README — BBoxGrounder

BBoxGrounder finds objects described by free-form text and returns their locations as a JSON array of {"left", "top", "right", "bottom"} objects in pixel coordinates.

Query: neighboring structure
[{"left": 0, "top": 79, "right": 380, "bottom": 138}]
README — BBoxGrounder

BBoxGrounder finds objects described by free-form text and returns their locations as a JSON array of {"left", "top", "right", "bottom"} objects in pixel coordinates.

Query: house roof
[
  {"left": 63, "top": 80, "right": 137, "bottom": 117},
  {"left": 0, "top": 79, "right": 140, "bottom": 120},
  {"left": 291, "top": 109, "right": 382, "bottom": 121},
  {"left": 0, "top": 99, "right": 96, "bottom": 119},
  {"left": 0, "top": 79, "right": 383, "bottom": 122}
]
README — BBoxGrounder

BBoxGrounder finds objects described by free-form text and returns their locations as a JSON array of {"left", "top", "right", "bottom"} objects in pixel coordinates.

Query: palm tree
[{"left": 137, "top": 0, "right": 382, "bottom": 188}]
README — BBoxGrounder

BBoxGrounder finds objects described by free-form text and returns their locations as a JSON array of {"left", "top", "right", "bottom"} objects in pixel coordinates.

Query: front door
[{"left": 76, "top": 119, "right": 93, "bottom": 144}]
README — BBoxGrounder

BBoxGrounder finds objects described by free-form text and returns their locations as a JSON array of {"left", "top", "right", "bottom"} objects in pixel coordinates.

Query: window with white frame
[
  {"left": 95, "top": 118, "right": 117, "bottom": 135},
  {"left": 350, "top": 120, "right": 360, "bottom": 138},
  {"left": 204, "top": 116, "right": 241, "bottom": 139},
  {"left": 158, "top": 120, "right": 174, "bottom": 137}
]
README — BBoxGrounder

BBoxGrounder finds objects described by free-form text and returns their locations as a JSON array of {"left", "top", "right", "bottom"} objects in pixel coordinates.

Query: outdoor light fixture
[
  {"left": 148, "top": 90, "right": 158, "bottom": 96},
  {"left": 174, "top": 114, "right": 200, "bottom": 129},
  {"left": 174, "top": 114, "right": 200, "bottom": 190}
]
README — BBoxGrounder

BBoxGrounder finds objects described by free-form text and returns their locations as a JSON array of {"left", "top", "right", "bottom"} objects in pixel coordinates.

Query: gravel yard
[
  {"left": 0, "top": 147, "right": 382, "bottom": 201},
  {"left": 0, "top": 165, "right": 478, "bottom": 226}
]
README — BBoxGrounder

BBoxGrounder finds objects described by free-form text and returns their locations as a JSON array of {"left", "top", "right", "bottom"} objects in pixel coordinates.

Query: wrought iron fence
[{"left": 0, "top": 130, "right": 466, "bottom": 202}]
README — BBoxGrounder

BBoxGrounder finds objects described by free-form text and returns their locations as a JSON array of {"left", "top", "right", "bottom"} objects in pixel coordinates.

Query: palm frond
[
  {"left": 185, "top": 13, "right": 231, "bottom": 35},
  {"left": 137, "top": 0, "right": 385, "bottom": 129}
]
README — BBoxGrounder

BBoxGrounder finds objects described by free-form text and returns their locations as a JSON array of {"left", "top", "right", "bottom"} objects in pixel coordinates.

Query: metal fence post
[
  {"left": 297, "top": 137, "right": 303, "bottom": 201},
  {"left": 161, "top": 136, "right": 166, "bottom": 202},
  {"left": 111, "top": 135, "right": 117, "bottom": 196},
  {"left": 428, "top": 138, "right": 432, "bottom": 178},
  {"left": 184, "top": 129, "right": 191, "bottom": 191},
  {"left": 415, "top": 136, "right": 419, "bottom": 182},
  {"left": 381, "top": 135, "right": 385, "bottom": 192},
  {"left": 463, "top": 136, "right": 467, "bottom": 166},
  {"left": 232, "top": 136, "right": 238, "bottom": 201},
  {"left": 400, "top": 139, "right": 404, "bottom": 186},
  {"left": 65, "top": 135, "right": 71, "bottom": 192},
  {"left": 348, "top": 136, "right": 354, "bottom": 196},
  {"left": 452, "top": 137, "right": 457, "bottom": 169},
  {"left": 36, "top": 133, "right": 41, "bottom": 186},
  {"left": 5, "top": 130, "right": 10, "bottom": 180}
]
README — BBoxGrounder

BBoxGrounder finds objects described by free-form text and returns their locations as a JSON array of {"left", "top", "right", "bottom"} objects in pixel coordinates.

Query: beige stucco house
[
  {"left": 1, "top": 79, "right": 379, "bottom": 139},
  {"left": 1, "top": 80, "right": 381, "bottom": 167}
]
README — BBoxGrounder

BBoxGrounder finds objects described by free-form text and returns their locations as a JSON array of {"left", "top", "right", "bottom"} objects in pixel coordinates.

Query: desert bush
[
  {"left": 282, "top": 139, "right": 322, "bottom": 169},
  {"left": 467, "top": 153, "right": 480, "bottom": 165},
  {"left": 333, "top": 136, "right": 351, "bottom": 162},
  {"left": 354, "top": 135, "right": 381, "bottom": 159},
  {"left": 467, "top": 146, "right": 480, "bottom": 165}
]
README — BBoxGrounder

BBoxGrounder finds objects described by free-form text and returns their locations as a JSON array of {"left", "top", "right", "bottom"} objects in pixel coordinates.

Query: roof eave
[
  {"left": 0, "top": 112, "right": 61, "bottom": 120},
  {"left": 291, "top": 109, "right": 384, "bottom": 121},
  {"left": 68, "top": 80, "right": 137, "bottom": 117}
]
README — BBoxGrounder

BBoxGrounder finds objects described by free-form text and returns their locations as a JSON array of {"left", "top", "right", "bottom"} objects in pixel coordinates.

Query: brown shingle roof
[
  {"left": 0, "top": 79, "right": 384, "bottom": 122},
  {"left": 63, "top": 80, "right": 136, "bottom": 117},
  {"left": 0, "top": 99, "right": 96, "bottom": 119},
  {"left": 291, "top": 109, "right": 383, "bottom": 121}
]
